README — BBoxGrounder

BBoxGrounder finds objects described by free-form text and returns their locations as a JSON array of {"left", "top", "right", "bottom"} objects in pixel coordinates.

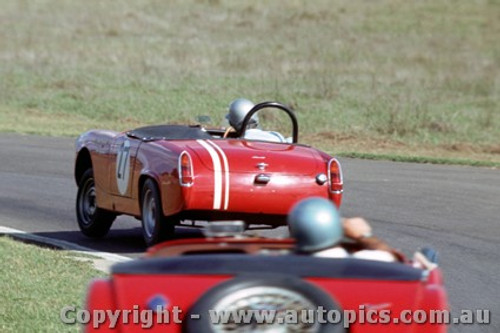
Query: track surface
[{"left": 0, "top": 133, "right": 498, "bottom": 332}]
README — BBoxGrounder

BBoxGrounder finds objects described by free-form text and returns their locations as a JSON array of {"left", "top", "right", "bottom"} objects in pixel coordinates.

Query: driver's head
[
  {"left": 288, "top": 197, "right": 343, "bottom": 253},
  {"left": 226, "top": 98, "right": 258, "bottom": 131}
]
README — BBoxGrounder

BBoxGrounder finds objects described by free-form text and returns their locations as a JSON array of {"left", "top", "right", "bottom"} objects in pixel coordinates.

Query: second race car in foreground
[
  {"left": 84, "top": 222, "right": 448, "bottom": 333},
  {"left": 74, "top": 102, "right": 343, "bottom": 245}
]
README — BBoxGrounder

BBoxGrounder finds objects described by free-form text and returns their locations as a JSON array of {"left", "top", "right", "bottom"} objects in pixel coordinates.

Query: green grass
[
  {"left": 0, "top": 0, "right": 499, "bottom": 163},
  {"left": 0, "top": 237, "right": 104, "bottom": 333},
  {"left": 337, "top": 151, "right": 500, "bottom": 168}
]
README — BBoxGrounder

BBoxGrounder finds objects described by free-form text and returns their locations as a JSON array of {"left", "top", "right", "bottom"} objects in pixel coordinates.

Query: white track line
[{"left": 0, "top": 226, "right": 131, "bottom": 264}]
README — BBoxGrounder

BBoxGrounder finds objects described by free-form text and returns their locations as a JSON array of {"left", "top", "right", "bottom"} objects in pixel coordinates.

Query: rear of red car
[
  {"left": 85, "top": 256, "right": 447, "bottom": 333},
  {"left": 174, "top": 139, "right": 342, "bottom": 225}
]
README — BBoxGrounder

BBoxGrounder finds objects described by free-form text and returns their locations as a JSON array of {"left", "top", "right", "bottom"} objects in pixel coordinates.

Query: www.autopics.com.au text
[{"left": 61, "top": 305, "right": 490, "bottom": 329}]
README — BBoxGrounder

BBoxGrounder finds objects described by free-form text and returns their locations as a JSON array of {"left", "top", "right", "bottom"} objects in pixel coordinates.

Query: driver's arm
[{"left": 342, "top": 217, "right": 397, "bottom": 254}]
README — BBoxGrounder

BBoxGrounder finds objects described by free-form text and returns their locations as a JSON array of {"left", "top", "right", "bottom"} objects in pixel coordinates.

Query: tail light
[
  {"left": 179, "top": 151, "right": 194, "bottom": 186},
  {"left": 328, "top": 158, "right": 343, "bottom": 193}
]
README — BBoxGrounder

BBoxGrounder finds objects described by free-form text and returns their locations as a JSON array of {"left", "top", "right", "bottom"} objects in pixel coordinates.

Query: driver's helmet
[
  {"left": 288, "top": 197, "right": 343, "bottom": 253},
  {"left": 226, "top": 98, "right": 259, "bottom": 131}
]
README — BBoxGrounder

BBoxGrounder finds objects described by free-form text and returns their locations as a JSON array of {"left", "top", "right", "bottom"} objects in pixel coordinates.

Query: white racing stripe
[
  {"left": 197, "top": 139, "right": 223, "bottom": 209},
  {"left": 206, "top": 140, "right": 230, "bottom": 210}
]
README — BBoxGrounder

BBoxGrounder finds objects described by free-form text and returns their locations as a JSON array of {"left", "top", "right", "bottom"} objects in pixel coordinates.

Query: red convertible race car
[
  {"left": 75, "top": 102, "right": 343, "bottom": 245},
  {"left": 84, "top": 223, "right": 448, "bottom": 333}
]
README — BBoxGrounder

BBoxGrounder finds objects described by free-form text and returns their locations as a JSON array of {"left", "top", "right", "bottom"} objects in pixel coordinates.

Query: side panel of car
[
  {"left": 135, "top": 141, "right": 187, "bottom": 217},
  {"left": 107, "top": 134, "right": 141, "bottom": 198},
  {"left": 76, "top": 130, "right": 118, "bottom": 211}
]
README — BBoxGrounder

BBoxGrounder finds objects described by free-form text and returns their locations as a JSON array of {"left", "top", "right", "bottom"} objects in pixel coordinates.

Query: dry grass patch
[{"left": 0, "top": 0, "right": 498, "bottom": 164}]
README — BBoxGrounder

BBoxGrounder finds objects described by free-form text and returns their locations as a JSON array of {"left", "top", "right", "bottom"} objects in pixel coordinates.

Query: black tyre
[
  {"left": 185, "top": 276, "right": 346, "bottom": 333},
  {"left": 141, "top": 179, "right": 176, "bottom": 247},
  {"left": 76, "top": 169, "right": 116, "bottom": 238}
]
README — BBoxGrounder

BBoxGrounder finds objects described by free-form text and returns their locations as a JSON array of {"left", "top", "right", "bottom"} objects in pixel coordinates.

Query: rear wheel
[
  {"left": 76, "top": 169, "right": 116, "bottom": 238},
  {"left": 185, "top": 276, "right": 346, "bottom": 333},
  {"left": 141, "top": 179, "right": 176, "bottom": 246}
]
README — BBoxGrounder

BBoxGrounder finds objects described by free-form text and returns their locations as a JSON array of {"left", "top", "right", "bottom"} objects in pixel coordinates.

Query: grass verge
[
  {"left": 337, "top": 152, "right": 500, "bottom": 168},
  {"left": 0, "top": 236, "right": 104, "bottom": 333},
  {"left": 0, "top": 0, "right": 498, "bottom": 165}
]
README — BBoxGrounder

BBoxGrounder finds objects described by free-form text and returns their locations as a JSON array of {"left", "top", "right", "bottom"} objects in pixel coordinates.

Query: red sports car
[
  {"left": 84, "top": 223, "right": 448, "bottom": 333},
  {"left": 75, "top": 102, "right": 343, "bottom": 245}
]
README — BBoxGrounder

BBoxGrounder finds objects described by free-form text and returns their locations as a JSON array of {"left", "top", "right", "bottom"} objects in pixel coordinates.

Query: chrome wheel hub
[
  {"left": 210, "top": 286, "right": 320, "bottom": 333},
  {"left": 143, "top": 189, "right": 156, "bottom": 238},
  {"left": 79, "top": 178, "right": 97, "bottom": 225}
]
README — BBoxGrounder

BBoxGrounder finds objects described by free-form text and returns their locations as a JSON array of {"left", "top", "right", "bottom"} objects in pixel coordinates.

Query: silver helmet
[
  {"left": 288, "top": 197, "right": 343, "bottom": 253},
  {"left": 226, "top": 98, "right": 258, "bottom": 131}
]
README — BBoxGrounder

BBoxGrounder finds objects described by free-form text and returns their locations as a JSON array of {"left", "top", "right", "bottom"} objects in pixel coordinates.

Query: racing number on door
[{"left": 115, "top": 140, "right": 131, "bottom": 195}]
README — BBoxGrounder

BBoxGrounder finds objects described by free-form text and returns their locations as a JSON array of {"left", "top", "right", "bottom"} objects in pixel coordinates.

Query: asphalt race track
[{"left": 0, "top": 133, "right": 498, "bottom": 332}]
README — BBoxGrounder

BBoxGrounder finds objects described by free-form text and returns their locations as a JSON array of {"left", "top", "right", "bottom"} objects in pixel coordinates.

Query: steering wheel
[{"left": 238, "top": 101, "right": 299, "bottom": 143}]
